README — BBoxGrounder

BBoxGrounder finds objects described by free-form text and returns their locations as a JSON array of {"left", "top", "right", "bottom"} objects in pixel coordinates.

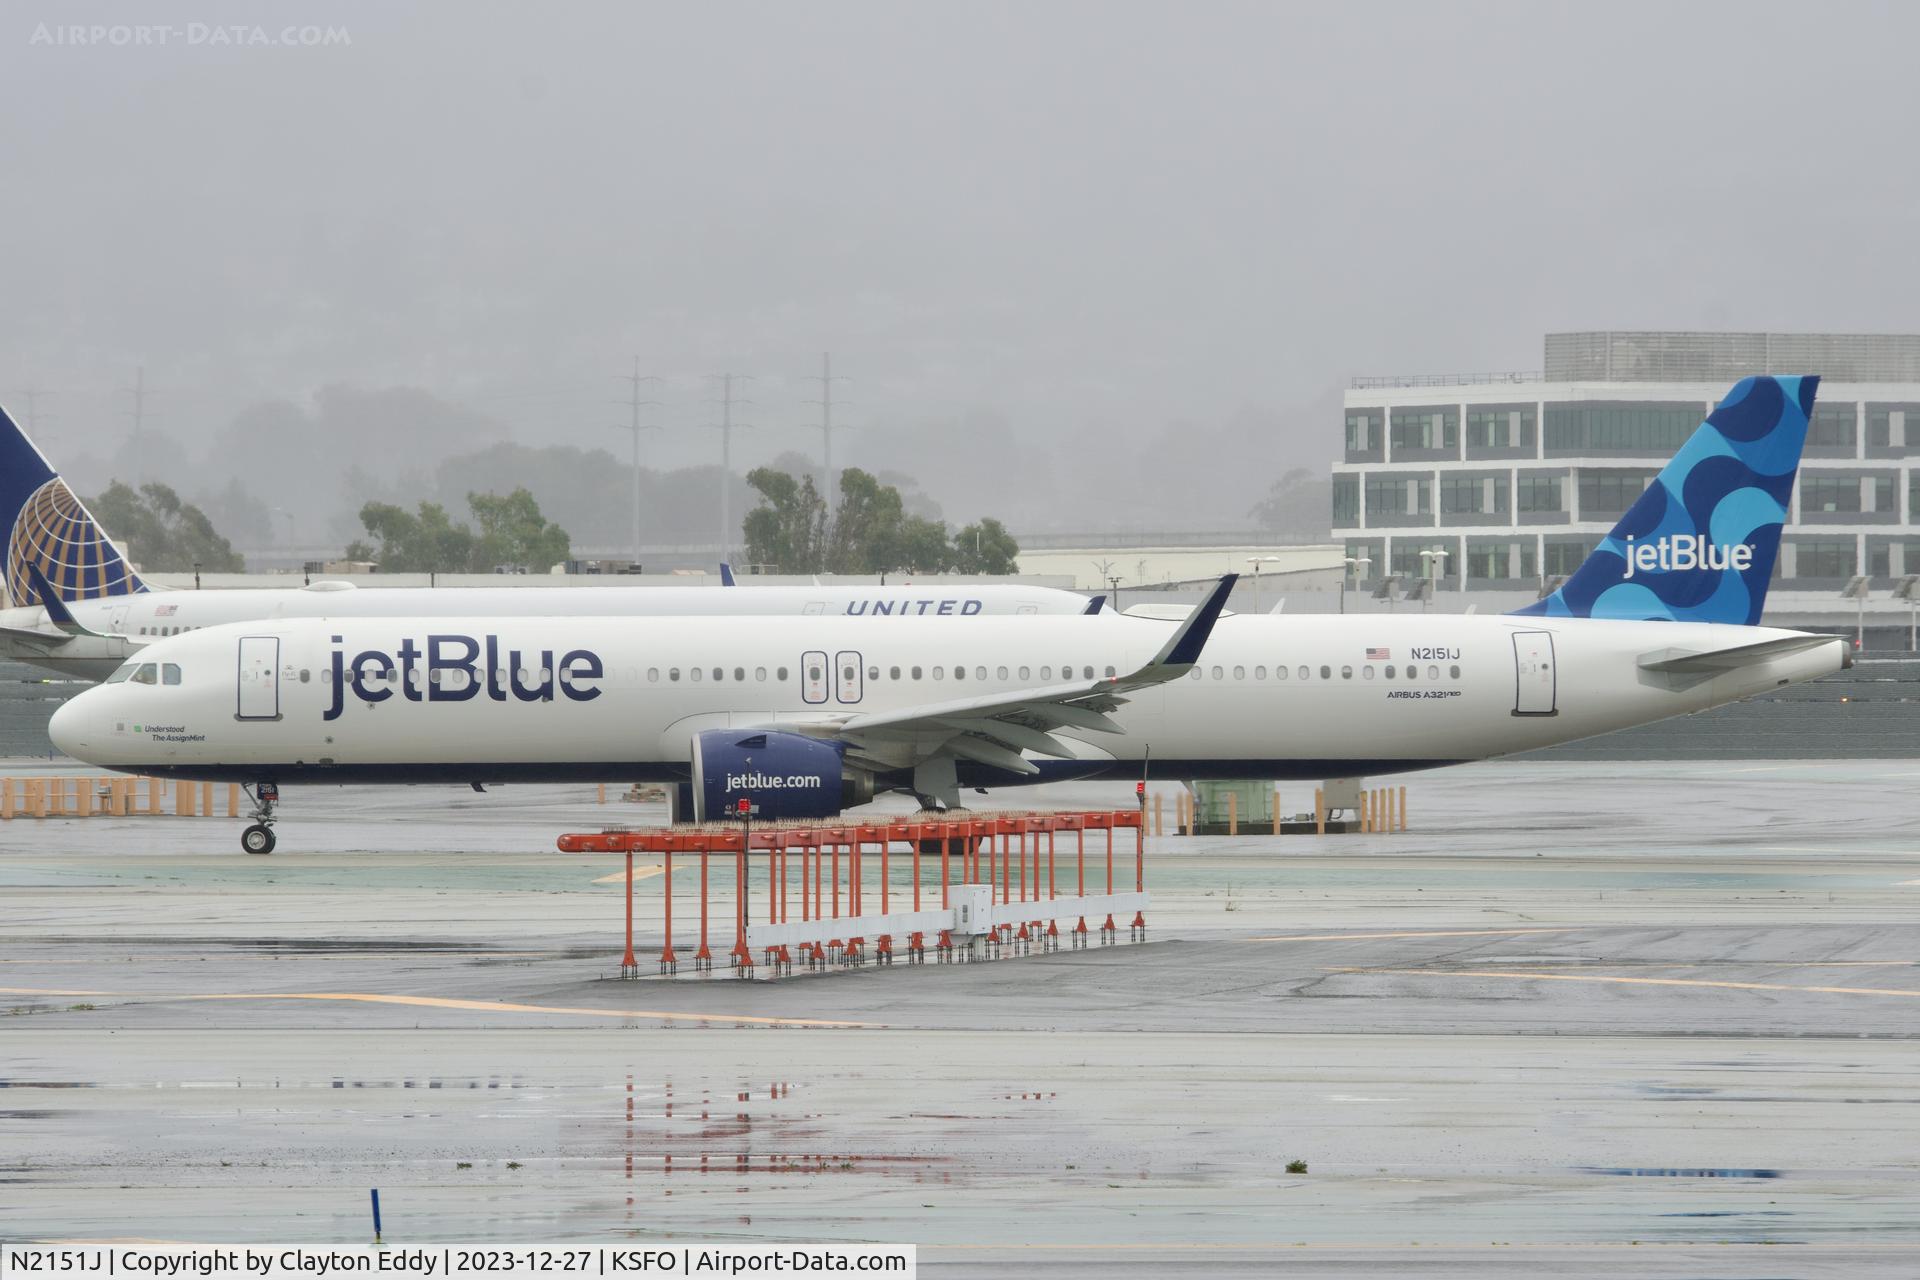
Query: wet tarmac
[{"left": 2, "top": 759, "right": 1918, "bottom": 1275}]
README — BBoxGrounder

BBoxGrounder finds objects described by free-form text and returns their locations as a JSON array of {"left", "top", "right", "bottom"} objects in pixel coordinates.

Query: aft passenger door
[
  {"left": 236, "top": 636, "right": 282, "bottom": 720},
  {"left": 834, "top": 650, "right": 863, "bottom": 704},
  {"left": 1511, "top": 631, "right": 1556, "bottom": 716}
]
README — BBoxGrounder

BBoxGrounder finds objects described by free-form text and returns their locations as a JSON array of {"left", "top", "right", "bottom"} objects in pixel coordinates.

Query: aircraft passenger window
[
  {"left": 299, "top": 669, "right": 310, "bottom": 684},
  {"left": 1211, "top": 666, "right": 1223, "bottom": 680},
  {"left": 1363, "top": 666, "right": 1374, "bottom": 680},
  {"left": 106, "top": 664, "right": 135, "bottom": 684},
  {"left": 1105, "top": 666, "right": 1116, "bottom": 677},
  {"left": 1319, "top": 666, "right": 1331, "bottom": 680},
  {"left": 713, "top": 668, "right": 723, "bottom": 682},
  {"left": 808, "top": 666, "right": 821, "bottom": 682},
  {"left": 131, "top": 663, "right": 158, "bottom": 685},
  {"left": 843, "top": 665, "right": 856, "bottom": 683},
  {"left": 910, "top": 666, "right": 922, "bottom": 680},
  {"left": 1018, "top": 666, "right": 1030, "bottom": 680},
  {"left": 756, "top": 667, "right": 767, "bottom": 682},
  {"left": 997, "top": 666, "right": 1008, "bottom": 680},
  {"left": 869, "top": 666, "right": 879, "bottom": 680},
  {"left": 1385, "top": 665, "right": 1396, "bottom": 678},
  {"left": 1254, "top": 666, "right": 1266, "bottom": 680},
  {"left": 777, "top": 667, "right": 789, "bottom": 681},
  {"left": 1084, "top": 666, "right": 1096, "bottom": 679},
  {"left": 1188, "top": 669, "right": 1201, "bottom": 680},
  {"left": 1297, "top": 666, "right": 1309, "bottom": 680},
  {"left": 1040, "top": 666, "right": 1052, "bottom": 680},
  {"left": 1407, "top": 666, "right": 1418, "bottom": 680},
  {"left": 1275, "top": 665, "right": 1286, "bottom": 680},
  {"left": 888, "top": 666, "right": 899, "bottom": 680},
  {"left": 648, "top": 668, "right": 659, "bottom": 682},
  {"left": 1450, "top": 664, "right": 1461, "bottom": 679},
  {"left": 953, "top": 665, "right": 966, "bottom": 681},
  {"left": 669, "top": 668, "right": 681, "bottom": 682},
  {"left": 734, "top": 667, "right": 745, "bottom": 682},
  {"left": 1233, "top": 666, "right": 1245, "bottom": 681},
  {"left": 1341, "top": 666, "right": 1353, "bottom": 680},
  {"left": 975, "top": 666, "right": 987, "bottom": 680},
  {"left": 933, "top": 666, "right": 944, "bottom": 680},
  {"left": 1427, "top": 665, "right": 1439, "bottom": 680}
]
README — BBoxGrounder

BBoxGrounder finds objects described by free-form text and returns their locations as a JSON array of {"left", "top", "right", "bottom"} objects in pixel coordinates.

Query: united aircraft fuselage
[{"left": 50, "top": 611, "right": 1848, "bottom": 787}]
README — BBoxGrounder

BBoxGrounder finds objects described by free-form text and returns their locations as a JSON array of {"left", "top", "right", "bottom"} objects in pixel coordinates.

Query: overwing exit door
[
  {"left": 1511, "top": 630, "right": 1556, "bottom": 716},
  {"left": 835, "top": 650, "right": 864, "bottom": 704}
]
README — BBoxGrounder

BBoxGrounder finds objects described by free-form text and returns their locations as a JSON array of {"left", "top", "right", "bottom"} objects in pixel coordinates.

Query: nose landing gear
[{"left": 241, "top": 782, "right": 279, "bottom": 855}]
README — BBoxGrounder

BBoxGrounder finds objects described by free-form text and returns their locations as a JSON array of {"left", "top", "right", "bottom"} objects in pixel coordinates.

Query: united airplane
[
  {"left": 0, "top": 406, "right": 1093, "bottom": 680},
  {"left": 51, "top": 376, "right": 1847, "bottom": 854}
]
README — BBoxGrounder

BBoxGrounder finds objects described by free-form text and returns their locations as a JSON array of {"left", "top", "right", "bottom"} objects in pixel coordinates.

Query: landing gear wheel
[{"left": 241, "top": 823, "right": 276, "bottom": 855}]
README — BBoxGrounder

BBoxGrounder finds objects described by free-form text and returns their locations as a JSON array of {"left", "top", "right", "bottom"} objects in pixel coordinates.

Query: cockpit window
[
  {"left": 105, "top": 663, "right": 136, "bottom": 684},
  {"left": 162, "top": 663, "right": 182, "bottom": 686},
  {"left": 129, "top": 663, "right": 159, "bottom": 686}
]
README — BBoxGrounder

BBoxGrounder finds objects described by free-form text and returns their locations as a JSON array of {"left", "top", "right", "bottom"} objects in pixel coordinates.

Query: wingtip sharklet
[{"left": 1154, "top": 573, "right": 1237, "bottom": 668}]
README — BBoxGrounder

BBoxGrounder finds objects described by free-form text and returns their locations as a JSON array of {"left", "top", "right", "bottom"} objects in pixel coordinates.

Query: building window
[
  {"left": 1465, "top": 406, "right": 1535, "bottom": 450},
  {"left": 1800, "top": 474, "right": 1862, "bottom": 514},
  {"left": 1345, "top": 409, "right": 1383, "bottom": 453},
  {"left": 1390, "top": 543, "right": 1451, "bottom": 578},
  {"left": 1808, "top": 405, "right": 1856, "bottom": 451},
  {"left": 1332, "top": 474, "right": 1359, "bottom": 524},
  {"left": 1440, "top": 475, "right": 1508, "bottom": 516},
  {"left": 1544, "top": 401, "right": 1700, "bottom": 453},
  {"left": 1543, "top": 538, "right": 1599, "bottom": 577},
  {"left": 1390, "top": 406, "right": 1458, "bottom": 452},
  {"left": 1516, "top": 474, "right": 1563, "bottom": 513},
  {"left": 1794, "top": 541, "right": 1857, "bottom": 578},
  {"left": 1578, "top": 470, "right": 1655, "bottom": 518},
  {"left": 1365, "top": 474, "right": 1430, "bottom": 516},
  {"left": 1867, "top": 404, "right": 1917, "bottom": 449},
  {"left": 1465, "top": 541, "right": 1536, "bottom": 580}
]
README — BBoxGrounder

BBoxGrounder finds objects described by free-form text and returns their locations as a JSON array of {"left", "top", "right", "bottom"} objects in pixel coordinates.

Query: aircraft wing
[{"left": 787, "top": 575, "right": 1236, "bottom": 775}]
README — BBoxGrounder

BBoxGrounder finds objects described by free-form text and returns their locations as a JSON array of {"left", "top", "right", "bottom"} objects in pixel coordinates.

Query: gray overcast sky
[{"left": 5, "top": 0, "right": 1917, "bottom": 532}]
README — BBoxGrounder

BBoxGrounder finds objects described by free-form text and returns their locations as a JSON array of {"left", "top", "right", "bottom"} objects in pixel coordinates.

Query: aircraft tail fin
[
  {"left": 1509, "top": 375, "right": 1818, "bottom": 626},
  {"left": 0, "top": 404, "right": 148, "bottom": 609}
]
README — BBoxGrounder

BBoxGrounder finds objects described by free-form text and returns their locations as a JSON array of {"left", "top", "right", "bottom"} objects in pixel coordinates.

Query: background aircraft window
[
  {"left": 668, "top": 668, "right": 680, "bottom": 682},
  {"left": 1210, "top": 666, "right": 1222, "bottom": 680},
  {"left": 1428, "top": 665, "right": 1440, "bottom": 680},
  {"left": 1018, "top": 666, "right": 1030, "bottom": 680},
  {"left": 1341, "top": 666, "right": 1353, "bottom": 679},
  {"left": 1363, "top": 666, "right": 1374, "bottom": 679},
  {"left": 996, "top": 666, "right": 1008, "bottom": 680},
  {"left": 975, "top": 666, "right": 987, "bottom": 680},
  {"left": 106, "top": 664, "right": 135, "bottom": 684},
  {"left": 1188, "top": 669, "right": 1201, "bottom": 680},
  {"left": 1233, "top": 666, "right": 1245, "bottom": 680},
  {"left": 131, "top": 663, "right": 158, "bottom": 685},
  {"left": 1083, "top": 666, "right": 1095, "bottom": 679},
  {"left": 1254, "top": 666, "right": 1266, "bottom": 679},
  {"left": 1105, "top": 666, "right": 1116, "bottom": 677},
  {"left": 756, "top": 667, "right": 768, "bottom": 681},
  {"left": 1040, "top": 666, "right": 1052, "bottom": 679},
  {"left": 910, "top": 666, "right": 922, "bottom": 679},
  {"left": 1450, "top": 664, "right": 1461, "bottom": 679},
  {"left": 1319, "top": 666, "right": 1331, "bottom": 680}
]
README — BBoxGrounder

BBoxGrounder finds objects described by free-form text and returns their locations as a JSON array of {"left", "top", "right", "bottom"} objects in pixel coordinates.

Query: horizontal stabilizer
[{"left": 1638, "top": 633, "right": 1843, "bottom": 674}]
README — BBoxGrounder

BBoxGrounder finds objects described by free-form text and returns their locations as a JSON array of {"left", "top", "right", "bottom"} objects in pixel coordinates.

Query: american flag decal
[
  {"left": 155, "top": 603, "right": 177, "bottom": 616},
  {"left": 1365, "top": 646, "right": 1390, "bottom": 660}
]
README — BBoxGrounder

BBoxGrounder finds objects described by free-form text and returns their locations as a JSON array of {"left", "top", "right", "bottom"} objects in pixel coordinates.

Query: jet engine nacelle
[{"left": 690, "top": 729, "right": 875, "bottom": 822}]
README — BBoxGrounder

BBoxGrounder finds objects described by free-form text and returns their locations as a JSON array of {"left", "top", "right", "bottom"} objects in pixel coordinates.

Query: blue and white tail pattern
[
  {"left": 1511, "top": 375, "right": 1818, "bottom": 627},
  {"left": 0, "top": 404, "right": 147, "bottom": 609}
]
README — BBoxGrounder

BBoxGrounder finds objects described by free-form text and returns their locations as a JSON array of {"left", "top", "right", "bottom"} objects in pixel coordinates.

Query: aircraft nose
[{"left": 48, "top": 696, "right": 92, "bottom": 760}]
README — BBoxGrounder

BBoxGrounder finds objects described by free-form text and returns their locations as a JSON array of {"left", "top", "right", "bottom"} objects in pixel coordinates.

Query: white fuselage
[
  {"left": 0, "top": 581, "right": 1090, "bottom": 680},
  {"left": 50, "top": 611, "right": 1847, "bottom": 788}
]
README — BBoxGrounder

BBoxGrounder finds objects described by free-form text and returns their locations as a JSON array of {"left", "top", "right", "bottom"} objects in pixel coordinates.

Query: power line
[
  {"left": 802, "top": 352, "right": 853, "bottom": 521},
  {"left": 612, "top": 357, "right": 661, "bottom": 567},
  {"left": 118, "top": 365, "right": 157, "bottom": 482},
  {"left": 11, "top": 387, "right": 54, "bottom": 437}
]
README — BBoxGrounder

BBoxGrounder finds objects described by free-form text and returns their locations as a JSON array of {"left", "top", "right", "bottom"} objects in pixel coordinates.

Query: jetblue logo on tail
[
  {"left": 1620, "top": 534, "right": 1754, "bottom": 578},
  {"left": 1513, "top": 375, "right": 1817, "bottom": 626}
]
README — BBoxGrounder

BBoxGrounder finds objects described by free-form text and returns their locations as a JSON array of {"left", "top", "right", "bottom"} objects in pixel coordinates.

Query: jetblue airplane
[
  {"left": 52, "top": 376, "right": 1845, "bottom": 854},
  {"left": 0, "top": 407, "right": 1093, "bottom": 679}
]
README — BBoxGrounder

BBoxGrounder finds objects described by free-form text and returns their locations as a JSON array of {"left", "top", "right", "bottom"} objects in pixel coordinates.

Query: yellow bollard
[
  {"left": 176, "top": 781, "right": 195, "bottom": 818},
  {"left": 1152, "top": 792, "right": 1162, "bottom": 838},
  {"left": 597, "top": 783, "right": 607, "bottom": 804},
  {"left": 228, "top": 783, "right": 240, "bottom": 818},
  {"left": 1399, "top": 785, "right": 1408, "bottom": 832},
  {"left": 147, "top": 777, "right": 162, "bottom": 815},
  {"left": 1227, "top": 790, "right": 1238, "bottom": 836},
  {"left": 1273, "top": 788, "right": 1283, "bottom": 834},
  {"left": 200, "top": 782, "right": 212, "bottom": 815},
  {"left": 28, "top": 778, "right": 46, "bottom": 819},
  {"left": 1314, "top": 787, "right": 1325, "bottom": 836},
  {"left": 1, "top": 777, "right": 12, "bottom": 821}
]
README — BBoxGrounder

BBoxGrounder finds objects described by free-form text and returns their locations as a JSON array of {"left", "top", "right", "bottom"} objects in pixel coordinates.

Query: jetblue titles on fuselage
[
  {"left": 324, "top": 632, "right": 604, "bottom": 720},
  {"left": 844, "top": 598, "right": 983, "bottom": 616}
]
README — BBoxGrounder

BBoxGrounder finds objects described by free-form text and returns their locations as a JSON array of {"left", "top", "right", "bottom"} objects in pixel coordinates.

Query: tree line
[{"left": 742, "top": 466, "right": 1018, "bottom": 575}]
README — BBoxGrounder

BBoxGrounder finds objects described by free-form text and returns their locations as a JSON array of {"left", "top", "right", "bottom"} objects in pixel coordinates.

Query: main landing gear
[{"left": 241, "top": 782, "right": 279, "bottom": 855}]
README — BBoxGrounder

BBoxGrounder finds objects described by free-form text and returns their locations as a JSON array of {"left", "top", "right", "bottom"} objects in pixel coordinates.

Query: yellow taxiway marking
[
  {"left": 0, "top": 986, "right": 871, "bottom": 1028},
  {"left": 1247, "top": 928, "right": 1568, "bottom": 943},
  {"left": 594, "top": 864, "right": 665, "bottom": 885},
  {"left": 1333, "top": 968, "right": 1920, "bottom": 999}
]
